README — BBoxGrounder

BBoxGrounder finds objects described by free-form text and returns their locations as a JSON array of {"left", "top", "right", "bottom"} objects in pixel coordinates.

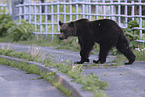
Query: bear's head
[{"left": 59, "top": 21, "right": 76, "bottom": 40}]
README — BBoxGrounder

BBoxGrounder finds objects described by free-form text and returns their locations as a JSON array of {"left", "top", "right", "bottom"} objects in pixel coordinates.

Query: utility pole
[{"left": 12, "top": 0, "right": 19, "bottom": 21}]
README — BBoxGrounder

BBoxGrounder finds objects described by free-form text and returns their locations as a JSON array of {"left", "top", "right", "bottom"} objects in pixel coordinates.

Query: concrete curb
[{"left": 0, "top": 55, "right": 93, "bottom": 97}]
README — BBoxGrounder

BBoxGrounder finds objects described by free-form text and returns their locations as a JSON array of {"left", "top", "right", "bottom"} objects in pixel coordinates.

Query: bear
[{"left": 59, "top": 18, "right": 136, "bottom": 65}]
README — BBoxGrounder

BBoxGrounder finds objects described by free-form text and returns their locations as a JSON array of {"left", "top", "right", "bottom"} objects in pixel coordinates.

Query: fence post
[{"left": 12, "top": 0, "right": 19, "bottom": 21}]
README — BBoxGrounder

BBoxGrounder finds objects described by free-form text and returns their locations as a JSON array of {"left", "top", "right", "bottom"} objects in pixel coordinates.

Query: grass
[
  {"left": 133, "top": 46, "right": 145, "bottom": 61},
  {"left": 0, "top": 36, "right": 13, "bottom": 42},
  {"left": 16, "top": 35, "right": 61, "bottom": 47}
]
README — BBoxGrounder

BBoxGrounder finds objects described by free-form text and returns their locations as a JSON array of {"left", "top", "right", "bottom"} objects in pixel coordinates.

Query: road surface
[
  {"left": 0, "top": 43, "right": 145, "bottom": 97},
  {"left": 0, "top": 64, "right": 65, "bottom": 97}
]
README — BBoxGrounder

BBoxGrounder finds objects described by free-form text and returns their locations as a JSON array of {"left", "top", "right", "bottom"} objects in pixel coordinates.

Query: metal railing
[
  {"left": 16, "top": 0, "right": 145, "bottom": 40},
  {"left": 0, "top": 3, "right": 11, "bottom": 15}
]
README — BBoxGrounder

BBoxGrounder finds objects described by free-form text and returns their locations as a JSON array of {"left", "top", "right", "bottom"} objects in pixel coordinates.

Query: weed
[
  {"left": 93, "top": 90, "right": 108, "bottom": 97},
  {"left": 134, "top": 44, "right": 145, "bottom": 61},
  {"left": 103, "top": 73, "right": 106, "bottom": 76},
  {"left": 30, "top": 77, "right": 43, "bottom": 80}
]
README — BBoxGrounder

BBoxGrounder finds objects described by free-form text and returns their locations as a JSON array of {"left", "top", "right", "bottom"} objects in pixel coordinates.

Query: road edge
[{"left": 0, "top": 55, "right": 93, "bottom": 97}]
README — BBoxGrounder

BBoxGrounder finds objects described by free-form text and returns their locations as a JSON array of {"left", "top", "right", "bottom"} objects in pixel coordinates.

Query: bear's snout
[
  {"left": 59, "top": 33, "right": 66, "bottom": 40},
  {"left": 59, "top": 36, "right": 64, "bottom": 40}
]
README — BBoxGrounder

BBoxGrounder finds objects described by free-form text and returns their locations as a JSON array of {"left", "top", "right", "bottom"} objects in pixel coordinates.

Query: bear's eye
[
  {"left": 60, "top": 30, "right": 66, "bottom": 33},
  {"left": 61, "top": 30, "right": 67, "bottom": 34}
]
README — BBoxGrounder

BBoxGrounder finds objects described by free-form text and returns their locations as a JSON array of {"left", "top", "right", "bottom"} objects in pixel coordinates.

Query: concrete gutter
[{"left": 0, "top": 55, "right": 93, "bottom": 97}]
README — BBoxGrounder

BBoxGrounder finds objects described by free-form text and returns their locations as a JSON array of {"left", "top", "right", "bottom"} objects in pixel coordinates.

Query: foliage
[
  {"left": 124, "top": 19, "right": 139, "bottom": 39},
  {"left": 6, "top": 20, "right": 34, "bottom": 41},
  {"left": 124, "top": 19, "right": 139, "bottom": 48},
  {"left": 0, "top": 14, "right": 11, "bottom": 36},
  {"left": 124, "top": 19, "right": 145, "bottom": 48}
]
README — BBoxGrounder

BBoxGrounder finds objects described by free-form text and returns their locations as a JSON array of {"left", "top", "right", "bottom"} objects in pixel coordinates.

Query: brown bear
[{"left": 59, "top": 18, "right": 136, "bottom": 65}]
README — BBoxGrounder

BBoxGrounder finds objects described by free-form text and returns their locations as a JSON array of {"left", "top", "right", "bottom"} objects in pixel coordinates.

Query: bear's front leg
[
  {"left": 74, "top": 42, "right": 94, "bottom": 64},
  {"left": 74, "top": 49, "right": 90, "bottom": 64},
  {"left": 93, "top": 44, "right": 112, "bottom": 64}
]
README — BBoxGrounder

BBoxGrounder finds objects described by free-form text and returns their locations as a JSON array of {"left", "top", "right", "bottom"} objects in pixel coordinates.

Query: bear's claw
[
  {"left": 125, "top": 57, "right": 135, "bottom": 65},
  {"left": 125, "top": 61, "right": 134, "bottom": 65},
  {"left": 74, "top": 61, "right": 84, "bottom": 64},
  {"left": 93, "top": 60, "right": 105, "bottom": 64},
  {"left": 74, "top": 59, "right": 89, "bottom": 64},
  {"left": 93, "top": 60, "right": 99, "bottom": 64},
  {"left": 125, "top": 62, "right": 132, "bottom": 65}
]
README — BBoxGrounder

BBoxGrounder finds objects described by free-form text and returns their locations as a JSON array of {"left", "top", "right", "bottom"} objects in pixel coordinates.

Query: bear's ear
[
  {"left": 69, "top": 22, "right": 74, "bottom": 27},
  {"left": 59, "top": 21, "right": 64, "bottom": 26}
]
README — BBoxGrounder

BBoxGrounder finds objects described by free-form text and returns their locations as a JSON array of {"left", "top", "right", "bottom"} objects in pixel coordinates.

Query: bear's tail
[{"left": 117, "top": 34, "right": 136, "bottom": 64}]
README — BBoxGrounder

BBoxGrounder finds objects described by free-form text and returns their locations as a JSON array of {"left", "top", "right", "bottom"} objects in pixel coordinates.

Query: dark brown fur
[{"left": 59, "top": 19, "right": 136, "bottom": 65}]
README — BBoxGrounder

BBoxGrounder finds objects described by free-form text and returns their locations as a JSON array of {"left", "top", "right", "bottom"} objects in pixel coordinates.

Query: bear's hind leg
[
  {"left": 93, "top": 44, "right": 112, "bottom": 64},
  {"left": 116, "top": 43, "right": 136, "bottom": 65}
]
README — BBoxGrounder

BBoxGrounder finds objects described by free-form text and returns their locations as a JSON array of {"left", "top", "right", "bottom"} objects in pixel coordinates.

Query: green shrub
[
  {"left": 124, "top": 19, "right": 139, "bottom": 40},
  {"left": 124, "top": 19, "right": 141, "bottom": 48},
  {"left": 7, "top": 19, "right": 34, "bottom": 41},
  {"left": 0, "top": 14, "right": 11, "bottom": 36}
]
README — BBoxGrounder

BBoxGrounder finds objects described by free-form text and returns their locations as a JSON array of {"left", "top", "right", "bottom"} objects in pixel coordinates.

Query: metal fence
[
  {"left": 15, "top": 0, "right": 145, "bottom": 40},
  {"left": 0, "top": 3, "right": 11, "bottom": 15}
]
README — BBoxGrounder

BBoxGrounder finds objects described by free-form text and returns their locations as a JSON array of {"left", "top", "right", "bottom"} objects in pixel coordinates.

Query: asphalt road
[
  {"left": 0, "top": 64, "right": 65, "bottom": 97},
  {"left": 0, "top": 43, "right": 145, "bottom": 97}
]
